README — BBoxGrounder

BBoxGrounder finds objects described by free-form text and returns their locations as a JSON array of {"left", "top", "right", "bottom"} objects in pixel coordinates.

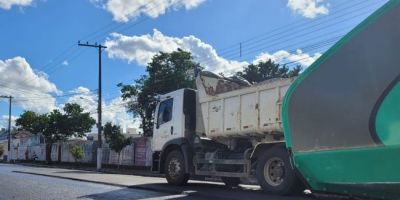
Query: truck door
[{"left": 152, "top": 98, "right": 175, "bottom": 151}]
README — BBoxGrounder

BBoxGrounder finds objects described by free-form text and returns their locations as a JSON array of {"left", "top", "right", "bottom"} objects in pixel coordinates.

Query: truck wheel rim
[
  {"left": 264, "top": 157, "right": 285, "bottom": 187},
  {"left": 168, "top": 158, "right": 181, "bottom": 178}
]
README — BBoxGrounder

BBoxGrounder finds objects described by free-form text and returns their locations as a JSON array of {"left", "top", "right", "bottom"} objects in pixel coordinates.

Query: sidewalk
[
  {"left": 9, "top": 164, "right": 310, "bottom": 200},
  {"left": 13, "top": 165, "right": 170, "bottom": 189}
]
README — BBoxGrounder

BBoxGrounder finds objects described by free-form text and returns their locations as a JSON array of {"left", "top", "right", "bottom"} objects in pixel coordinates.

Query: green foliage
[
  {"left": 0, "top": 145, "right": 4, "bottom": 157},
  {"left": 236, "top": 60, "right": 301, "bottom": 83},
  {"left": 15, "top": 103, "right": 96, "bottom": 163},
  {"left": 15, "top": 111, "right": 48, "bottom": 134},
  {"left": 16, "top": 103, "right": 96, "bottom": 144},
  {"left": 103, "top": 122, "right": 131, "bottom": 154},
  {"left": 69, "top": 145, "right": 84, "bottom": 162},
  {"left": 119, "top": 49, "right": 201, "bottom": 136}
]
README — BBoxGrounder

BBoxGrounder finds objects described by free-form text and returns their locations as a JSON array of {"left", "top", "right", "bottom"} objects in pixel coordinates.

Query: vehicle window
[{"left": 157, "top": 98, "right": 173, "bottom": 126}]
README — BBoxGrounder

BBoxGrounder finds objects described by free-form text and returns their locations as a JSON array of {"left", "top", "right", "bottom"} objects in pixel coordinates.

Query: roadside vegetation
[
  {"left": 103, "top": 122, "right": 132, "bottom": 168},
  {"left": 70, "top": 145, "right": 84, "bottom": 163},
  {"left": 236, "top": 59, "right": 301, "bottom": 83},
  {"left": 118, "top": 49, "right": 201, "bottom": 137},
  {"left": 15, "top": 103, "right": 95, "bottom": 163}
]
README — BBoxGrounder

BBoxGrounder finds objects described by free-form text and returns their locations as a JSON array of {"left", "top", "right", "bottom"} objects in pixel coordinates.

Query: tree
[
  {"left": 103, "top": 122, "right": 132, "bottom": 168},
  {"left": 70, "top": 145, "right": 84, "bottom": 163},
  {"left": 119, "top": 49, "right": 201, "bottom": 136},
  {"left": 16, "top": 103, "right": 95, "bottom": 163},
  {"left": 236, "top": 60, "right": 301, "bottom": 84}
]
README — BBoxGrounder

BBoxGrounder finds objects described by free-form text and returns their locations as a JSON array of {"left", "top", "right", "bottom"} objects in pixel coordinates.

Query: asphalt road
[
  {"left": 0, "top": 164, "right": 314, "bottom": 200},
  {"left": 0, "top": 164, "right": 205, "bottom": 200}
]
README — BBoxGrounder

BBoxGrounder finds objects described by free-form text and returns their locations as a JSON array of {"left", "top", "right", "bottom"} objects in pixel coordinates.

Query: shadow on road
[
  {"left": 130, "top": 182, "right": 314, "bottom": 200},
  {"left": 80, "top": 182, "right": 314, "bottom": 200},
  {"left": 78, "top": 187, "right": 203, "bottom": 200}
]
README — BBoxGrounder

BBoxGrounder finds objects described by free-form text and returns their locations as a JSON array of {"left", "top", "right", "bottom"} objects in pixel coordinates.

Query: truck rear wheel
[
  {"left": 165, "top": 150, "right": 189, "bottom": 185},
  {"left": 256, "top": 146, "right": 303, "bottom": 195}
]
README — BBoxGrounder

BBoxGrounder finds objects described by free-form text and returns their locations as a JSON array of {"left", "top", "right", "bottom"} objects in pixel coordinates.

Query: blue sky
[{"left": 0, "top": 0, "right": 388, "bottom": 130}]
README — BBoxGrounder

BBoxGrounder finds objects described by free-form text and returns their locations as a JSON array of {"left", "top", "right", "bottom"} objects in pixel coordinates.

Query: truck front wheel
[
  {"left": 256, "top": 146, "right": 303, "bottom": 195},
  {"left": 165, "top": 150, "right": 190, "bottom": 185}
]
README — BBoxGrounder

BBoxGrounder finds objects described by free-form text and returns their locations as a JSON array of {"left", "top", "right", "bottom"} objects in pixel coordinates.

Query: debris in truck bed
[{"left": 198, "top": 71, "right": 251, "bottom": 96}]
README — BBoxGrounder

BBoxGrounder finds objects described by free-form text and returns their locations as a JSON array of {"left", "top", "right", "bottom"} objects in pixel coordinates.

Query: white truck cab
[
  {"left": 152, "top": 89, "right": 187, "bottom": 152},
  {"left": 151, "top": 89, "right": 197, "bottom": 183}
]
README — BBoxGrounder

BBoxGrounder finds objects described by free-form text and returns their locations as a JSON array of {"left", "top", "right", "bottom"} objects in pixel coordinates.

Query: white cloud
[
  {"left": 104, "top": 30, "right": 321, "bottom": 74},
  {"left": 66, "top": 87, "right": 138, "bottom": 131},
  {"left": 0, "top": 57, "right": 136, "bottom": 132},
  {"left": 0, "top": 57, "right": 60, "bottom": 113},
  {"left": 105, "top": 29, "right": 248, "bottom": 74},
  {"left": 287, "top": 0, "right": 329, "bottom": 19},
  {"left": 62, "top": 60, "right": 69, "bottom": 66},
  {"left": 94, "top": 0, "right": 205, "bottom": 22},
  {"left": 253, "top": 49, "right": 321, "bottom": 67},
  {"left": 0, "top": 115, "right": 18, "bottom": 129},
  {"left": 0, "top": 0, "right": 33, "bottom": 10}
]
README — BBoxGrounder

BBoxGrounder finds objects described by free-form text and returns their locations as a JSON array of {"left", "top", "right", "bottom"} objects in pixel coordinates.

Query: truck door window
[{"left": 157, "top": 98, "right": 173, "bottom": 127}]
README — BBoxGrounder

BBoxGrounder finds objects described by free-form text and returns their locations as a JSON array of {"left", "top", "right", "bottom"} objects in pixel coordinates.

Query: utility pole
[
  {"left": 239, "top": 42, "right": 242, "bottom": 57},
  {"left": 0, "top": 95, "right": 12, "bottom": 162},
  {"left": 78, "top": 41, "right": 107, "bottom": 170}
]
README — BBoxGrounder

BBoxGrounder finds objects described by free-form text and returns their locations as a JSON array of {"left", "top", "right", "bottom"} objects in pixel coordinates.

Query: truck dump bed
[{"left": 196, "top": 72, "right": 294, "bottom": 139}]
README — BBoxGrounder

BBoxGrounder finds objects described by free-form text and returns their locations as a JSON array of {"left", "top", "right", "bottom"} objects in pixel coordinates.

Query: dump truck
[
  {"left": 151, "top": 0, "right": 400, "bottom": 199},
  {"left": 151, "top": 72, "right": 303, "bottom": 195}
]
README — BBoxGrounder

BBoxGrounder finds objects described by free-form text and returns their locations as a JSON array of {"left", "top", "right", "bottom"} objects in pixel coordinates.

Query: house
[
  {"left": 124, "top": 128, "right": 142, "bottom": 138},
  {"left": 0, "top": 128, "right": 8, "bottom": 141},
  {"left": 13, "top": 131, "right": 43, "bottom": 147},
  {"left": 86, "top": 133, "right": 106, "bottom": 141}
]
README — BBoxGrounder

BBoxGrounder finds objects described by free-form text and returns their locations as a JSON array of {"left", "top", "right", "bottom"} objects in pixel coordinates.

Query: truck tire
[
  {"left": 256, "top": 146, "right": 303, "bottom": 195},
  {"left": 165, "top": 150, "right": 190, "bottom": 185},
  {"left": 221, "top": 177, "right": 241, "bottom": 187}
]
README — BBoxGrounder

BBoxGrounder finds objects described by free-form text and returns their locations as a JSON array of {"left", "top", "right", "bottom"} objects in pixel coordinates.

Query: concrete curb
[
  {"left": 12, "top": 170, "right": 233, "bottom": 200},
  {"left": 13, "top": 171, "right": 127, "bottom": 188},
  {"left": 16, "top": 163, "right": 164, "bottom": 178}
]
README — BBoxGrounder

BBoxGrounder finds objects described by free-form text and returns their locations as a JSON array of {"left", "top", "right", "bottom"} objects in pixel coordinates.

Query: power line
[
  {"left": 217, "top": 0, "right": 386, "bottom": 56},
  {"left": 0, "top": 83, "right": 59, "bottom": 98},
  {"left": 0, "top": 80, "right": 97, "bottom": 99},
  {"left": 220, "top": 2, "right": 383, "bottom": 60},
  {"left": 0, "top": 2, "right": 157, "bottom": 100},
  {"left": 123, "top": 35, "right": 340, "bottom": 84},
  {"left": 45, "top": 49, "right": 87, "bottom": 76},
  {"left": 16, "top": 0, "right": 383, "bottom": 85},
  {"left": 111, "top": 0, "right": 383, "bottom": 75},
  {"left": 10, "top": 90, "right": 98, "bottom": 102},
  {"left": 32, "top": 0, "right": 159, "bottom": 79},
  {"left": 193, "top": 9, "right": 378, "bottom": 69},
  {"left": 81, "top": 0, "right": 157, "bottom": 42},
  {"left": 15, "top": 0, "right": 383, "bottom": 92}
]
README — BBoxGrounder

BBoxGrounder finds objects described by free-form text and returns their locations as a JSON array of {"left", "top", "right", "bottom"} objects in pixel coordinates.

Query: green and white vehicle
[{"left": 151, "top": 1, "right": 400, "bottom": 199}]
